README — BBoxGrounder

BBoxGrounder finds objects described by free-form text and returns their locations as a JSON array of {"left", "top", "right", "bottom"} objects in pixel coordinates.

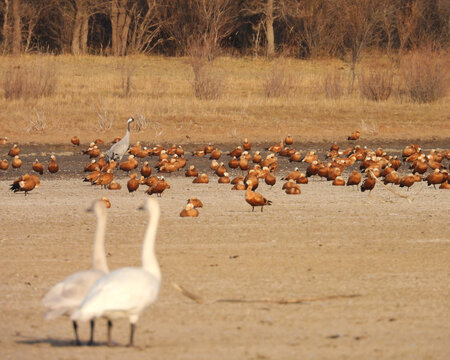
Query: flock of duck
[{"left": 2, "top": 119, "right": 450, "bottom": 346}]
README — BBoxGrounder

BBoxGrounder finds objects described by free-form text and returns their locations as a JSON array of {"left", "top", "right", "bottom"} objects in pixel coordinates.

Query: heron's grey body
[{"left": 105, "top": 118, "right": 134, "bottom": 163}]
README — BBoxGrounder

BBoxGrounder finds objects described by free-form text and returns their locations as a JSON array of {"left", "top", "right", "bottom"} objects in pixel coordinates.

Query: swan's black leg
[
  {"left": 128, "top": 323, "right": 136, "bottom": 347},
  {"left": 72, "top": 321, "right": 81, "bottom": 345},
  {"left": 88, "top": 320, "right": 95, "bottom": 345},
  {"left": 107, "top": 320, "right": 113, "bottom": 346}
]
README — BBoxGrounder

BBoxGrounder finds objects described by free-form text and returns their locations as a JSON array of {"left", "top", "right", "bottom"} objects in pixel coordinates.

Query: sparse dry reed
[
  {"left": 263, "top": 61, "right": 297, "bottom": 98},
  {"left": 323, "top": 70, "right": 345, "bottom": 99}
]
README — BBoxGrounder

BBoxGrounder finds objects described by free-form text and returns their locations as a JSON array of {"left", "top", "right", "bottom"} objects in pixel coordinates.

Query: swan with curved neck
[
  {"left": 72, "top": 198, "right": 161, "bottom": 347},
  {"left": 42, "top": 200, "right": 109, "bottom": 345}
]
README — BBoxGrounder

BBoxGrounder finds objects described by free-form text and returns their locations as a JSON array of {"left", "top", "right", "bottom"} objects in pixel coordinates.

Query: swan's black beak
[
  {"left": 138, "top": 205, "right": 145, "bottom": 211},
  {"left": 86, "top": 206, "right": 94, "bottom": 213}
]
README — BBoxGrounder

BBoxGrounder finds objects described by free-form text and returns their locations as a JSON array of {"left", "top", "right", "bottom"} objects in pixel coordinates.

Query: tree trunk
[
  {"left": 111, "top": 0, "right": 131, "bottom": 56},
  {"left": 80, "top": 16, "right": 89, "bottom": 54},
  {"left": 2, "top": 0, "right": 10, "bottom": 54},
  {"left": 12, "top": 0, "right": 21, "bottom": 54},
  {"left": 265, "top": 0, "right": 275, "bottom": 58},
  {"left": 71, "top": 9, "right": 82, "bottom": 55}
]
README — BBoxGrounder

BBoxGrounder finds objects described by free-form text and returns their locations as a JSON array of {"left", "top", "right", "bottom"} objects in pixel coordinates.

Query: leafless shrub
[
  {"left": 323, "top": 70, "right": 345, "bottom": 99},
  {"left": 358, "top": 68, "right": 393, "bottom": 101},
  {"left": 94, "top": 100, "right": 115, "bottom": 131},
  {"left": 2, "top": 58, "right": 57, "bottom": 99},
  {"left": 132, "top": 113, "right": 149, "bottom": 132},
  {"left": 400, "top": 50, "right": 448, "bottom": 103},
  {"left": 263, "top": 61, "right": 296, "bottom": 98},
  {"left": 117, "top": 60, "right": 136, "bottom": 97},
  {"left": 26, "top": 110, "right": 46, "bottom": 132}
]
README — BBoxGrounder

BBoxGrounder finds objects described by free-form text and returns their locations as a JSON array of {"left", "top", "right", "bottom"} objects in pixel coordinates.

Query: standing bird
[
  {"left": 72, "top": 199, "right": 161, "bottom": 347},
  {"left": 127, "top": 173, "right": 140, "bottom": 193},
  {"left": 48, "top": 155, "right": 59, "bottom": 174},
  {"left": 361, "top": 171, "right": 376, "bottom": 193},
  {"left": 0, "top": 159, "right": 8, "bottom": 170},
  {"left": 346, "top": 170, "right": 362, "bottom": 189},
  {"left": 105, "top": 117, "right": 135, "bottom": 163},
  {"left": 42, "top": 200, "right": 109, "bottom": 345},
  {"left": 245, "top": 180, "right": 272, "bottom": 212}
]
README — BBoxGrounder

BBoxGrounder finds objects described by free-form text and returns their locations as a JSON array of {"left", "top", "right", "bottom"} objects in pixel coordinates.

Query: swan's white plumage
[
  {"left": 72, "top": 268, "right": 160, "bottom": 323},
  {"left": 42, "top": 200, "right": 109, "bottom": 320},
  {"left": 71, "top": 198, "right": 161, "bottom": 329}
]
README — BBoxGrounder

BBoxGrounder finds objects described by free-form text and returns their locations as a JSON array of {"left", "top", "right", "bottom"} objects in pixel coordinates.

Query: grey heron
[{"left": 105, "top": 117, "right": 134, "bottom": 163}]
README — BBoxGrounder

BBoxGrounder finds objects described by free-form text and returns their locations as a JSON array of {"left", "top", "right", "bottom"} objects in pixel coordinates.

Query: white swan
[
  {"left": 42, "top": 200, "right": 109, "bottom": 345},
  {"left": 71, "top": 198, "right": 161, "bottom": 347},
  {"left": 105, "top": 117, "right": 134, "bottom": 163}
]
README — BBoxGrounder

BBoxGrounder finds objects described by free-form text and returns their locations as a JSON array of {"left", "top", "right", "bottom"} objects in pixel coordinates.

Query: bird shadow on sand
[{"left": 16, "top": 335, "right": 109, "bottom": 348}]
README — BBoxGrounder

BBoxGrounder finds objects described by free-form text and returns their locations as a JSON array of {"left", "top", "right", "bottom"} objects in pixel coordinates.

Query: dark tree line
[{"left": 0, "top": 0, "right": 448, "bottom": 57}]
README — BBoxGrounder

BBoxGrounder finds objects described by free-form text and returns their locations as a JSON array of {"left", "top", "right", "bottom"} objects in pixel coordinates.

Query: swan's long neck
[
  {"left": 92, "top": 208, "right": 109, "bottom": 273},
  {"left": 142, "top": 201, "right": 161, "bottom": 280}
]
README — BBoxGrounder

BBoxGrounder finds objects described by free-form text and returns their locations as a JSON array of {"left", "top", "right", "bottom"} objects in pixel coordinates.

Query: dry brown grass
[
  {"left": 400, "top": 49, "right": 449, "bottom": 104},
  {"left": 0, "top": 54, "right": 448, "bottom": 145}
]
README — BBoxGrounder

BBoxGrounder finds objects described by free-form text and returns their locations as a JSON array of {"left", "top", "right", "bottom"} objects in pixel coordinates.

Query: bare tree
[
  {"left": 241, "top": 0, "right": 278, "bottom": 57},
  {"left": 128, "top": 0, "right": 163, "bottom": 54}
]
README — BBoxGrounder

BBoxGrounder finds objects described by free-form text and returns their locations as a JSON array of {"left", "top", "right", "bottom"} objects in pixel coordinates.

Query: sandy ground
[{"left": 0, "top": 142, "right": 449, "bottom": 360}]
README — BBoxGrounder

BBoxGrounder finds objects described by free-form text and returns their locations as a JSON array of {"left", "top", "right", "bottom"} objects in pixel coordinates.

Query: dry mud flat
[{"left": 0, "top": 171, "right": 449, "bottom": 360}]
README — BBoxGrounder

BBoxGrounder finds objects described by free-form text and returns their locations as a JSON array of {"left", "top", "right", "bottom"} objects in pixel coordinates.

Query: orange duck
[
  {"left": 296, "top": 173, "right": 308, "bottom": 184},
  {"left": 426, "top": 169, "right": 446, "bottom": 189},
  {"left": 8, "top": 144, "right": 20, "bottom": 157},
  {"left": 232, "top": 180, "right": 246, "bottom": 190},
  {"left": 332, "top": 176, "right": 345, "bottom": 186},
  {"left": 10, "top": 174, "right": 40, "bottom": 195},
  {"left": 399, "top": 174, "right": 416, "bottom": 190},
  {"left": 347, "top": 130, "right": 360, "bottom": 140},
  {"left": 284, "top": 135, "right": 293, "bottom": 146},
  {"left": 228, "top": 157, "right": 239, "bottom": 169},
  {"left": 185, "top": 165, "right": 198, "bottom": 177},
  {"left": 0, "top": 159, "right": 8, "bottom": 171},
  {"left": 32, "top": 159, "right": 44, "bottom": 175},
  {"left": 187, "top": 198, "right": 203, "bottom": 208},
  {"left": 12, "top": 155, "right": 22, "bottom": 169},
  {"left": 140, "top": 161, "right": 152, "bottom": 177},
  {"left": 243, "top": 138, "right": 251, "bottom": 151},
  {"left": 180, "top": 203, "right": 199, "bottom": 217},
  {"left": 245, "top": 180, "right": 272, "bottom": 212},
  {"left": 127, "top": 173, "right": 140, "bottom": 193},
  {"left": 146, "top": 177, "right": 170, "bottom": 197},
  {"left": 108, "top": 182, "right": 122, "bottom": 190},
  {"left": 218, "top": 173, "right": 231, "bottom": 184},
  {"left": 71, "top": 136, "right": 80, "bottom": 146},
  {"left": 384, "top": 171, "right": 400, "bottom": 186},
  {"left": 252, "top": 151, "right": 262, "bottom": 164},
  {"left": 93, "top": 169, "right": 114, "bottom": 188},
  {"left": 84, "top": 159, "right": 100, "bottom": 172},
  {"left": 48, "top": 155, "right": 59, "bottom": 173},
  {"left": 228, "top": 146, "right": 243, "bottom": 158},
  {"left": 361, "top": 171, "right": 376, "bottom": 193},
  {"left": 210, "top": 148, "right": 222, "bottom": 160},
  {"left": 193, "top": 173, "right": 209, "bottom": 184}
]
